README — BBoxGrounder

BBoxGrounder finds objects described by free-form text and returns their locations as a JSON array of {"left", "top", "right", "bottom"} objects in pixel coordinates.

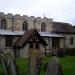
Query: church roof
[
  {"left": 39, "top": 32, "right": 64, "bottom": 37},
  {"left": 53, "top": 22, "right": 75, "bottom": 34},
  {"left": 0, "top": 30, "right": 24, "bottom": 35},
  {"left": 0, "top": 29, "right": 65, "bottom": 37}
]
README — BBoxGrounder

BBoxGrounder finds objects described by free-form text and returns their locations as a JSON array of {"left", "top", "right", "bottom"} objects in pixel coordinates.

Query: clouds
[{"left": 0, "top": 0, "right": 75, "bottom": 25}]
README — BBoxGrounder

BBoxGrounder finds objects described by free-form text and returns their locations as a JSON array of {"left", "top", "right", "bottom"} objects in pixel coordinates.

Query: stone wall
[
  {"left": 59, "top": 38, "right": 65, "bottom": 48},
  {"left": 0, "top": 36, "right": 5, "bottom": 49},
  {"left": 20, "top": 44, "right": 29, "bottom": 58},
  {"left": 0, "top": 12, "right": 53, "bottom": 32},
  {"left": 65, "top": 34, "right": 75, "bottom": 48}
]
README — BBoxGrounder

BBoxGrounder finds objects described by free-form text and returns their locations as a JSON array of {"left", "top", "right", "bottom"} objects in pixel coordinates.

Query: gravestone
[
  {"left": 46, "top": 56, "right": 63, "bottom": 75},
  {"left": 0, "top": 54, "right": 9, "bottom": 75},
  {"left": 0, "top": 48, "right": 3, "bottom": 63},
  {"left": 0, "top": 52, "right": 18, "bottom": 75},
  {"left": 28, "top": 50, "right": 42, "bottom": 75},
  {"left": 28, "top": 56, "right": 38, "bottom": 75},
  {"left": 9, "top": 52, "right": 18, "bottom": 75}
]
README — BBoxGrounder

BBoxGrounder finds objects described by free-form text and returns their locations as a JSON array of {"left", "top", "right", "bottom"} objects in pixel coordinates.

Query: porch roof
[
  {"left": 14, "top": 29, "right": 47, "bottom": 47},
  {"left": 0, "top": 29, "right": 65, "bottom": 37}
]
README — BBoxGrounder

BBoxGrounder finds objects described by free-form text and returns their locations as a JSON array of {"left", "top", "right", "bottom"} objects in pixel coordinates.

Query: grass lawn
[
  {"left": 59, "top": 56, "right": 75, "bottom": 75},
  {"left": 0, "top": 56, "right": 75, "bottom": 75}
]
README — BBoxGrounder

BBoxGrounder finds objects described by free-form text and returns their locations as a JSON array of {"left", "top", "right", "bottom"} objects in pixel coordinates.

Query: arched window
[
  {"left": 41, "top": 23, "right": 46, "bottom": 31},
  {"left": 22, "top": 21, "right": 28, "bottom": 31},
  {"left": 1, "top": 19, "right": 7, "bottom": 29}
]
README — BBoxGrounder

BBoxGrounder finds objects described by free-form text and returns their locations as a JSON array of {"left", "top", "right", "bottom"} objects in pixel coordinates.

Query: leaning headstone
[
  {"left": 46, "top": 57, "right": 63, "bottom": 75},
  {"left": 0, "top": 48, "right": 3, "bottom": 63},
  {"left": 0, "top": 52, "right": 18, "bottom": 75},
  {"left": 0, "top": 54, "right": 9, "bottom": 75},
  {"left": 9, "top": 52, "right": 18, "bottom": 75}
]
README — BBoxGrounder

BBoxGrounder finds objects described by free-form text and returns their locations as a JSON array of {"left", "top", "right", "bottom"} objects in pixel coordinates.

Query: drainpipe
[
  {"left": 50, "top": 37, "right": 52, "bottom": 55},
  {"left": 45, "top": 46, "right": 46, "bottom": 56},
  {"left": 34, "top": 18, "right": 36, "bottom": 29},
  {"left": 12, "top": 16, "right": 14, "bottom": 31},
  {"left": 49, "top": 37, "right": 50, "bottom": 55},
  {"left": 0, "top": 35, "right": 4, "bottom": 51}
]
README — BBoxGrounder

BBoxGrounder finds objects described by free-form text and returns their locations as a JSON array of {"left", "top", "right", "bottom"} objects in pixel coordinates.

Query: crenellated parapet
[
  {"left": 0, "top": 12, "right": 53, "bottom": 21},
  {"left": 0, "top": 12, "right": 53, "bottom": 32}
]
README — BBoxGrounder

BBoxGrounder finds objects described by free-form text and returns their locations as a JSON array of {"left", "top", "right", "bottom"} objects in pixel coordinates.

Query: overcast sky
[{"left": 0, "top": 0, "right": 75, "bottom": 25}]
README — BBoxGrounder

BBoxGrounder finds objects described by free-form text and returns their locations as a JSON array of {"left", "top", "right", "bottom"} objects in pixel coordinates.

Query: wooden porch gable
[{"left": 13, "top": 29, "right": 47, "bottom": 47}]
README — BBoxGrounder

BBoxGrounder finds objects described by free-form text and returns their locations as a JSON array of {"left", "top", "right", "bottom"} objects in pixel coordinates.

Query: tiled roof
[{"left": 53, "top": 22, "right": 75, "bottom": 33}]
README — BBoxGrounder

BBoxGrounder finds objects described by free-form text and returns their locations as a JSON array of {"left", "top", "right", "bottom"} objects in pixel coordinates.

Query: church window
[
  {"left": 1, "top": 19, "right": 7, "bottom": 29},
  {"left": 22, "top": 21, "right": 28, "bottom": 31},
  {"left": 41, "top": 23, "right": 46, "bottom": 31}
]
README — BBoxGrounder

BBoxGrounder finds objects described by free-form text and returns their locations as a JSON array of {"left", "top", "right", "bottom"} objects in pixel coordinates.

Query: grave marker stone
[
  {"left": 0, "top": 52, "right": 18, "bottom": 75},
  {"left": 28, "top": 50, "right": 42, "bottom": 75},
  {"left": 10, "top": 52, "right": 18, "bottom": 75},
  {"left": 0, "top": 54, "right": 9, "bottom": 75},
  {"left": 46, "top": 56, "right": 63, "bottom": 75}
]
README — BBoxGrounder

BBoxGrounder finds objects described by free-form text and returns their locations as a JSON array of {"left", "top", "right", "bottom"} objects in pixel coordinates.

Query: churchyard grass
[
  {"left": 59, "top": 56, "right": 75, "bottom": 75},
  {"left": 0, "top": 56, "right": 75, "bottom": 75}
]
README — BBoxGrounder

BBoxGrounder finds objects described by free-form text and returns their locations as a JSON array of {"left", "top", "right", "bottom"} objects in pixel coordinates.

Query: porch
[
  {"left": 40, "top": 32, "right": 65, "bottom": 56},
  {"left": 45, "top": 37, "right": 65, "bottom": 56}
]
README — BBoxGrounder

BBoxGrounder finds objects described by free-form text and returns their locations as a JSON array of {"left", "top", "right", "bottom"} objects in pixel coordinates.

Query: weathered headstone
[
  {"left": 28, "top": 56, "right": 38, "bottom": 75},
  {"left": 0, "top": 48, "right": 3, "bottom": 63},
  {"left": 9, "top": 52, "right": 18, "bottom": 75},
  {"left": 28, "top": 50, "right": 42, "bottom": 75},
  {"left": 0, "top": 52, "right": 18, "bottom": 75},
  {"left": 0, "top": 54, "right": 9, "bottom": 75},
  {"left": 46, "top": 56, "right": 63, "bottom": 75}
]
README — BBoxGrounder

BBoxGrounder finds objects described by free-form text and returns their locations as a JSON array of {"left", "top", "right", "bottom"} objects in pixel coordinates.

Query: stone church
[{"left": 0, "top": 12, "right": 75, "bottom": 57}]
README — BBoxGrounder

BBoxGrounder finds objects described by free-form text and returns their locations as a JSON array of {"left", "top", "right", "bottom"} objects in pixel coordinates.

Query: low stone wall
[{"left": 50, "top": 48, "right": 65, "bottom": 57}]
